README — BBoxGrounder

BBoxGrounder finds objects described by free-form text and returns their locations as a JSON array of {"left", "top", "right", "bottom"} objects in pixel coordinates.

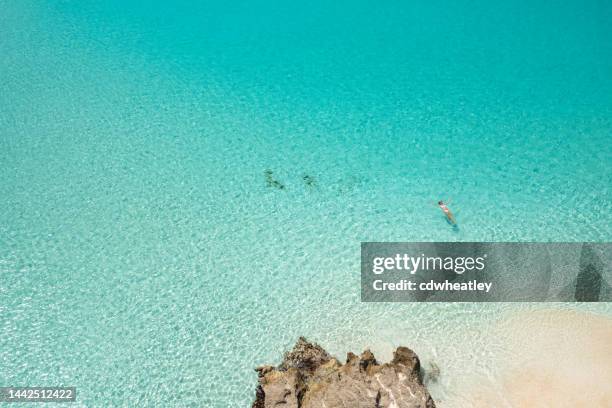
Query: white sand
[{"left": 464, "top": 309, "right": 612, "bottom": 408}]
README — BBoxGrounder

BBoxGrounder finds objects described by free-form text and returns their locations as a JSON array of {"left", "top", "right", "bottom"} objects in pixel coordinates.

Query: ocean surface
[{"left": 1, "top": 0, "right": 611, "bottom": 406}]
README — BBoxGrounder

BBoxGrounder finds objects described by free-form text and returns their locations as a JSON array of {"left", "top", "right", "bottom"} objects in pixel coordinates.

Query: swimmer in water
[{"left": 438, "top": 200, "right": 457, "bottom": 225}]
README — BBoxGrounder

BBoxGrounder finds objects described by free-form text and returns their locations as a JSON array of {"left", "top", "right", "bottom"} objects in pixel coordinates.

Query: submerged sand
[{"left": 465, "top": 309, "right": 612, "bottom": 408}]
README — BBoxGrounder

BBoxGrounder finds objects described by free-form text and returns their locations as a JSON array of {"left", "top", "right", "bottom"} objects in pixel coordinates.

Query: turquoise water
[{"left": 1, "top": 0, "right": 611, "bottom": 406}]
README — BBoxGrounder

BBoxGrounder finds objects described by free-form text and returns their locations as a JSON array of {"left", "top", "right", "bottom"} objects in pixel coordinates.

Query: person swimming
[{"left": 438, "top": 200, "right": 457, "bottom": 225}]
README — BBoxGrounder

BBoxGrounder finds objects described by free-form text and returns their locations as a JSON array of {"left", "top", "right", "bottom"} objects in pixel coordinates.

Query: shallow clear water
[{"left": 1, "top": 0, "right": 611, "bottom": 406}]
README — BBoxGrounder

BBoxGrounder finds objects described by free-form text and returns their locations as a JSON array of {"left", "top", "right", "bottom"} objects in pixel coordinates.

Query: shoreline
[{"left": 446, "top": 308, "right": 612, "bottom": 407}]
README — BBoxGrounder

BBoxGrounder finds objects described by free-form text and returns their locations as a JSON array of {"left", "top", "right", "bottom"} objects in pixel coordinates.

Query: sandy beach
[{"left": 465, "top": 309, "right": 612, "bottom": 407}]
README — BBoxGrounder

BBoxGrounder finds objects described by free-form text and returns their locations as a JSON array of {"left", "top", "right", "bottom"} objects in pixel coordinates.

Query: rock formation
[{"left": 252, "top": 337, "right": 436, "bottom": 408}]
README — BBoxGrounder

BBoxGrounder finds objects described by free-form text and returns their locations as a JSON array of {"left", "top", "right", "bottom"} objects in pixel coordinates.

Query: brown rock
[
  {"left": 279, "top": 336, "right": 332, "bottom": 374},
  {"left": 252, "top": 338, "right": 436, "bottom": 408}
]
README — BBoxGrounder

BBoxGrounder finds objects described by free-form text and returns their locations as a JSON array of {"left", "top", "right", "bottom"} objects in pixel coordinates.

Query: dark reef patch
[
  {"left": 264, "top": 169, "right": 285, "bottom": 190},
  {"left": 302, "top": 174, "right": 316, "bottom": 187}
]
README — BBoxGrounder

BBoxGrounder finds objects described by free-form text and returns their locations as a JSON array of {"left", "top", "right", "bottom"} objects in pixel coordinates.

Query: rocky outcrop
[{"left": 252, "top": 337, "right": 436, "bottom": 408}]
